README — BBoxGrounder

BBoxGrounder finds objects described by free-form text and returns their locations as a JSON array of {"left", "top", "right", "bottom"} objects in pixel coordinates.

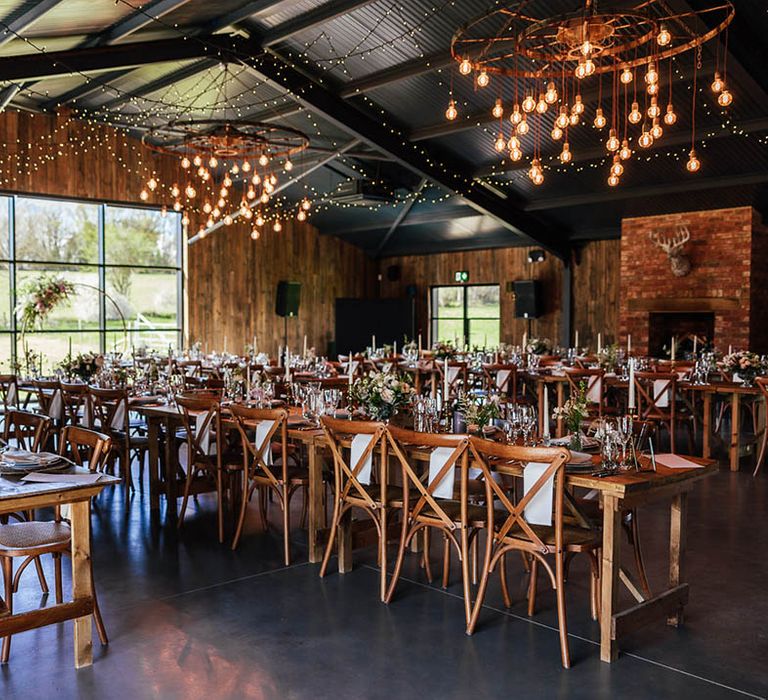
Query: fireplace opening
[{"left": 648, "top": 312, "right": 715, "bottom": 357}]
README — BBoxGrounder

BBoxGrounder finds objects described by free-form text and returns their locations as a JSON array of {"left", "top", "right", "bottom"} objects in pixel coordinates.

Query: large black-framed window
[
  {"left": 430, "top": 284, "right": 500, "bottom": 347},
  {"left": 0, "top": 194, "right": 183, "bottom": 372}
]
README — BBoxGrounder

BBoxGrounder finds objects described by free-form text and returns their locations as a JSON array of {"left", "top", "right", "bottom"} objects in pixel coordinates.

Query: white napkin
[
  {"left": 22, "top": 472, "right": 103, "bottom": 484},
  {"left": 110, "top": 398, "right": 127, "bottom": 430},
  {"left": 653, "top": 453, "right": 704, "bottom": 469},
  {"left": 447, "top": 366, "right": 460, "bottom": 386},
  {"left": 195, "top": 410, "right": 212, "bottom": 453},
  {"left": 6, "top": 382, "right": 17, "bottom": 407},
  {"left": 523, "top": 462, "right": 554, "bottom": 527},
  {"left": 586, "top": 378, "right": 602, "bottom": 404},
  {"left": 382, "top": 362, "right": 393, "bottom": 373},
  {"left": 81, "top": 396, "right": 93, "bottom": 428},
  {"left": 496, "top": 369, "right": 511, "bottom": 391},
  {"left": 350, "top": 433, "right": 374, "bottom": 485},
  {"left": 48, "top": 389, "right": 64, "bottom": 421},
  {"left": 428, "top": 446, "right": 456, "bottom": 500},
  {"left": 653, "top": 380, "right": 671, "bottom": 408},
  {"left": 254, "top": 419, "right": 275, "bottom": 467}
]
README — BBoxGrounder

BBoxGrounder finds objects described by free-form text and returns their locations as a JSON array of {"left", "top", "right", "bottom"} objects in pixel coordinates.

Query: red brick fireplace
[{"left": 619, "top": 206, "right": 768, "bottom": 355}]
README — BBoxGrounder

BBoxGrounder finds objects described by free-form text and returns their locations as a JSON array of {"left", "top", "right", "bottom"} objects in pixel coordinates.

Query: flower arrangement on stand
[
  {"left": 597, "top": 344, "right": 619, "bottom": 372},
  {"left": 432, "top": 341, "right": 457, "bottom": 360},
  {"left": 553, "top": 380, "right": 590, "bottom": 450},
  {"left": 349, "top": 370, "right": 415, "bottom": 421},
  {"left": 525, "top": 337, "right": 552, "bottom": 355},
  {"left": 15, "top": 275, "right": 75, "bottom": 331},
  {"left": 719, "top": 351, "right": 767, "bottom": 387},
  {"left": 58, "top": 352, "right": 103, "bottom": 382}
]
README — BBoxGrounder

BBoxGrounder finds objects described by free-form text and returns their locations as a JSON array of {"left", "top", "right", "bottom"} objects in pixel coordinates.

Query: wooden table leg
[
  {"left": 338, "top": 508, "right": 353, "bottom": 574},
  {"left": 164, "top": 417, "right": 178, "bottom": 519},
  {"left": 148, "top": 417, "right": 160, "bottom": 511},
  {"left": 730, "top": 392, "right": 740, "bottom": 471},
  {"left": 556, "top": 382, "right": 565, "bottom": 438},
  {"left": 702, "top": 392, "right": 712, "bottom": 459},
  {"left": 537, "top": 381, "right": 545, "bottom": 436},
  {"left": 307, "top": 441, "right": 324, "bottom": 563},
  {"left": 70, "top": 500, "right": 93, "bottom": 668},
  {"left": 668, "top": 492, "right": 688, "bottom": 626},
  {"left": 600, "top": 494, "right": 622, "bottom": 662}
]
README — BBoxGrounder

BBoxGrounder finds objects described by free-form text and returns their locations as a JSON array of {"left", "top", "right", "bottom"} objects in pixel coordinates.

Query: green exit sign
[{"left": 454, "top": 270, "right": 469, "bottom": 283}]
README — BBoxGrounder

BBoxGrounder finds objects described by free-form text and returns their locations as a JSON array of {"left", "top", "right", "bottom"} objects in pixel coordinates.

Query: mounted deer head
[{"left": 649, "top": 225, "right": 691, "bottom": 277}]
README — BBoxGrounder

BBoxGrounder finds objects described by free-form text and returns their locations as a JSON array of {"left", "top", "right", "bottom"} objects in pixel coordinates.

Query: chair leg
[
  {"left": 527, "top": 557, "right": 539, "bottom": 617},
  {"left": 231, "top": 470, "right": 251, "bottom": 551},
  {"left": 754, "top": 422, "right": 768, "bottom": 477},
  {"left": 300, "top": 487, "right": 308, "bottom": 530},
  {"left": 500, "top": 554, "right": 512, "bottom": 609},
  {"left": 177, "top": 463, "right": 198, "bottom": 530},
  {"left": 1, "top": 557, "right": 12, "bottom": 662},
  {"left": 466, "top": 538, "right": 495, "bottom": 635},
  {"left": 459, "top": 527, "right": 472, "bottom": 625},
  {"left": 422, "top": 528, "right": 433, "bottom": 583},
  {"left": 282, "top": 484, "right": 291, "bottom": 567},
  {"left": 33, "top": 556, "right": 49, "bottom": 594},
  {"left": 378, "top": 508, "right": 387, "bottom": 602},
  {"left": 555, "top": 553, "right": 571, "bottom": 669},
  {"left": 319, "top": 497, "right": 342, "bottom": 579},
  {"left": 216, "top": 468, "right": 224, "bottom": 544},
  {"left": 53, "top": 553, "right": 63, "bottom": 604},
  {"left": 441, "top": 532, "right": 450, "bottom": 589},
  {"left": 384, "top": 516, "right": 411, "bottom": 604}
]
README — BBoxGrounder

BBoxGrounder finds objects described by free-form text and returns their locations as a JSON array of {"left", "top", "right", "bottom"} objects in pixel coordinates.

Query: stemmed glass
[
  {"left": 616, "top": 415, "right": 634, "bottom": 469},
  {"left": 520, "top": 405, "right": 537, "bottom": 445}
]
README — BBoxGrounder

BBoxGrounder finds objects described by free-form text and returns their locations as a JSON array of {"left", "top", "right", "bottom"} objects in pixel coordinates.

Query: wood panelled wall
[
  {"left": 572, "top": 239, "right": 621, "bottom": 348},
  {"left": 187, "top": 220, "right": 375, "bottom": 356}
]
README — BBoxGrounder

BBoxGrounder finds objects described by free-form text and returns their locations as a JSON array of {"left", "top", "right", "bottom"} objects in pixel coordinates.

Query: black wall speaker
[
  {"left": 514, "top": 280, "right": 540, "bottom": 319},
  {"left": 275, "top": 281, "right": 301, "bottom": 317},
  {"left": 387, "top": 264, "right": 401, "bottom": 282}
]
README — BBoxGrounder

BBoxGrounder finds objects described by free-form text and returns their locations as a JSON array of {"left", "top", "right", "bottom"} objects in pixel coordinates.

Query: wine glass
[{"left": 616, "top": 415, "right": 634, "bottom": 469}]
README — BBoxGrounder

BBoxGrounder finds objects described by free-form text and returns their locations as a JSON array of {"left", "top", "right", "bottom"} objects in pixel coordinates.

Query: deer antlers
[{"left": 649, "top": 225, "right": 691, "bottom": 277}]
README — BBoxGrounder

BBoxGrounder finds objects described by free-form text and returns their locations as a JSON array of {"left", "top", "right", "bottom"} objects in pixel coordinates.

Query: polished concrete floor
[{"left": 1, "top": 463, "right": 767, "bottom": 699}]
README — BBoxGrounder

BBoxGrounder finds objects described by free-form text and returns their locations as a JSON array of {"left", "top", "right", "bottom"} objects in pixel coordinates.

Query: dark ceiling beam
[
  {"left": 38, "top": 68, "right": 136, "bottom": 111},
  {"left": 326, "top": 203, "right": 477, "bottom": 235},
  {"left": 374, "top": 177, "right": 428, "bottom": 257},
  {"left": 475, "top": 116, "right": 768, "bottom": 179},
  {"left": 261, "top": 0, "right": 378, "bottom": 48},
  {"left": 80, "top": 0, "right": 194, "bottom": 48},
  {"left": 0, "top": 0, "right": 66, "bottom": 47},
  {"left": 339, "top": 50, "right": 453, "bottom": 98},
  {"left": 0, "top": 35, "right": 241, "bottom": 82},
  {"left": 205, "top": 1, "right": 291, "bottom": 34},
  {"left": 96, "top": 57, "right": 220, "bottom": 111},
  {"left": 241, "top": 49, "right": 569, "bottom": 257},
  {"left": 525, "top": 171, "right": 768, "bottom": 211}
]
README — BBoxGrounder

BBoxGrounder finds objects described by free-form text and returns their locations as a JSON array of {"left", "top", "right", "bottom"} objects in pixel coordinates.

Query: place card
[
  {"left": 22, "top": 472, "right": 103, "bottom": 484},
  {"left": 653, "top": 453, "right": 704, "bottom": 469}
]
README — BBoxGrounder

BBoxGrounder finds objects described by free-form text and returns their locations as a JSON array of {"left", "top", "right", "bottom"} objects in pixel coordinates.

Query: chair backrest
[
  {"left": 3, "top": 410, "right": 51, "bottom": 452},
  {"left": 59, "top": 425, "right": 111, "bottom": 472},
  {"left": 0, "top": 374, "right": 18, "bottom": 408},
  {"left": 437, "top": 361, "right": 468, "bottom": 395},
  {"left": 634, "top": 371, "right": 677, "bottom": 419},
  {"left": 757, "top": 377, "right": 768, "bottom": 399},
  {"left": 469, "top": 437, "right": 570, "bottom": 553},
  {"left": 33, "top": 378, "right": 61, "bottom": 417},
  {"left": 481, "top": 363, "right": 517, "bottom": 400},
  {"left": 564, "top": 368, "right": 605, "bottom": 412},
  {"left": 320, "top": 415, "right": 388, "bottom": 509},
  {"left": 174, "top": 359, "right": 202, "bottom": 378},
  {"left": 87, "top": 386, "right": 130, "bottom": 433},
  {"left": 175, "top": 394, "right": 221, "bottom": 468},
  {"left": 60, "top": 381, "right": 91, "bottom": 426},
  {"left": 229, "top": 404, "right": 288, "bottom": 485},
  {"left": 387, "top": 426, "right": 470, "bottom": 529}
]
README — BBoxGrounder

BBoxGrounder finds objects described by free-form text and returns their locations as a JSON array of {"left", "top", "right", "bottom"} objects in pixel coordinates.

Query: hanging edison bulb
[
  {"left": 185, "top": 184, "right": 196, "bottom": 199},
  {"left": 217, "top": 198, "right": 225, "bottom": 208},
  {"left": 650, "top": 120, "right": 664, "bottom": 140},
  {"left": 545, "top": 82, "right": 558, "bottom": 104},
  {"left": 258, "top": 153, "right": 270, "bottom": 167},
  {"left": 170, "top": 183, "right": 180, "bottom": 198},
  {"left": 580, "top": 39, "right": 592, "bottom": 56},
  {"left": 556, "top": 107, "right": 569, "bottom": 129},
  {"left": 628, "top": 101, "right": 642, "bottom": 124},
  {"left": 255, "top": 213, "right": 265, "bottom": 227},
  {"left": 522, "top": 94, "right": 536, "bottom": 113},
  {"left": 239, "top": 199, "right": 249, "bottom": 216},
  {"left": 610, "top": 155, "right": 624, "bottom": 177},
  {"left": 181, "top": 213, "right": 190, "bottom": 227},
  {"left": 264, "top": 181, "right": 274, "bottom": 194},
  {"left": 269, "top": 173, "right": 277, "bottom": 185},
  {"left": 445, "top": 99, "right": 458, "bottom": 121},
  {"left": 657, "top": 25, "right": 671, "bottom": 46},
  {"left": 507, "top": 135, "right": 520, "bottom": 151},
  {"left": 247, "top": 187, "right": 256, "bottom": 200},
  {"left": 192, "top": 155, "right": 203, "bottom": 167},
  {"left": 147, "top": 177, "right": 157, "bottom": 192},
  {"left": 224, "top": 214, "right": 233, "bottom": 226},
  {"left": 197, "top": 166, "right": 207, "bottom": 177},
  {"left": 584, "top": 59, "right": 596, "bottom": 76},
  {"left": 608, "top": 173, "right": 620, "bottom": 187},
  {"left": 208, "top": 156, "right": 218, "bottom": 168},
  {"left": 575, "top": 61, "right": 587, "bottom": 80},
  {"left": 284, "top": 159, "right": 293, "bottom": 172},
  {"left": 620, "top": 67, "right": 633, "bottom": 84},
  {"left": 645, "top": 63, "right": 658, "bottom": 85},
  {"left": 619, "top": 139, "right": 632, "bottom": 160},
  {"left": 711, "top": 72, "right": 725, "bottom": 93},
  {"left": 569, "top": 112, "right": 580, "bottom": 126},
  {"left": 528, "top": 158, "right": 544, "bottom": 185},
  {"left": 244, "top": 208, "right": 253, "bottom": 220},
  {"left": 638, "top": 129, "right": 654, "bottom": 148},
  {"left": 686, "top": 149, "right": 701, "bottom": 172},
  {"left": 551, "top": 124, "right": 563, "bottom": 140},
  {"left": 242, "top": 160, "right": 252, "bottom": 172},
  {"left": 301, "top": 198, "right": 311, "bottom": 211},
  {"left": 593, "top": 107, "right": 607, "bottom": 129},
  {"left": 201, "top": 170, "right": 210, "bottom": 182},
  {"left": 139, "top": 189, "right": 149, "bottom": 201},
  {"left": 572, "top": 95, "right": 585, "bottom": 115},
  {"left": 509, "top": 147, "right": 523, "bottom": 162},
  {"left": 459, "top": 58, "right": 472, "bottom": 75},
  {"left": 536, "top": 94, "right": 548, "bottom": 114},
  {"left": 297, "top": 209, "right": 307, "bottom": 222},
  {"left": 559, "top": 142, "right": 572, "bottom": 163},
  {"left": 260, "top": 192, "right": 269, "bottom": 204},
  {"left": 252, "top": 173, "right": 261, "bottom": 185},
  {"left": 274, "top": 220, "right": 283, "bottom": 232},
  {"left": 231, "top": 163, "right": 240, "bottom": 175},
  {"left": 494, "top": 132, "right": 506, "bottom": 152},
  {"left": 647, "top": 96, "right": 661, "bottom": 119},
  {"left": 172, "top": 200, "right": 182, "bottom": 212},
  {"left": 516, "top": 117, "right": 529, "bottom": 135},
  {"left": 203, "top": 201, "right": 212, "bottom": 214},
  {"left": 223, "top": 174, "right": 233, "bottom": 187},
  {"left": 205, "top": 218, "right": 214, "bottom": 229},
  {"left": 250, "top": 229, "right": 260, "bottom": 240},
  {"left": 492, "top": 99, "right": 504, "bottom": 119},
  {"left": 647, "top": 82, "right": 659, "bottom": 96},
  {"left": 510, "top": 104, "right": 523, "bottom": 125},
  {"left": 220, "top": 186, "right": 229, "bottom": 198},
  {"left": 606, "top": 128, "right": 620, "bottom": 152},
  {"left": 181, "top": 156, "right": 191, "bottom": 169},
  {"left": 664, "top": 103, "right": 677, "bottom": 125},
  {"left": 476, "top": 70, "right": 490, "bottom": 88},
  {"left": 718, "top": 89, "right": 733, "bottom": 106}
]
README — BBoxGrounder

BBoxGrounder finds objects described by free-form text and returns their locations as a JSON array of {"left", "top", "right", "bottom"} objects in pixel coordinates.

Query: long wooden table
[{"left": 0, "top": 470, "right": 119, "bottom": 668}]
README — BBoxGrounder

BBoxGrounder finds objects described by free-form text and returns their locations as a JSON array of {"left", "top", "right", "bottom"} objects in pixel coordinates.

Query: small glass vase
[{"left": 567, "top": 422, "right": 583, "bottom": 451}]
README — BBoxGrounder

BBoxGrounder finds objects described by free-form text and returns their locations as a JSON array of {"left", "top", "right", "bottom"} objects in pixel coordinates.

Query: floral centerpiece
[
  {"left": 58, "top": 352, "right": 103, "bottom": 382},
  {"left": 349, "top": 370, "right": 415, "bottom": 421},
  {"left": 525, "top": 337, "right": 552, "bottom": 356},
  {"left": 553, "top": 380, "right": 590, "bottom": 450},
  {"left": 457, "top": 393, "right": 501, "bottom": 432},
  {"left": 719, "top": 350, "right": 766, "bottom": 387},
  {"left": 15, "top": 275, "right": 75, "bottom": 331},
  {"left": 597, "top": 344, "right": 619, "bottom": 372},
  {"left": 432, "top": 341, "right": 457, "bottom": 360}
]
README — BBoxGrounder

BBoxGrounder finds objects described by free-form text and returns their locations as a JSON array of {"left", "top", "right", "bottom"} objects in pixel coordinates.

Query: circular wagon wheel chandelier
[
  {"left": 448, "top": 0, "right": 735, "bottom": 186},
  {"left": 139, "top": 119, "right": 313, "bottom": 235}
]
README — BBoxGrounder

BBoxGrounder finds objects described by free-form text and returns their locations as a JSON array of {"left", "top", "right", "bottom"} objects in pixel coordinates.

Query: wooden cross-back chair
[
  {"left": 385, "top": 427, "right": 485, "bottom": 624},
  {"left": 0, "top": 374, "right": 18, "bottom": 424},
  {"left": 633, "top": 371, "right": 693, "bottom": 453},
  {"left": 59, "top": 381, "right": 91, "bottom": 429},
  {"left": 0, "top": 425, "right": 111, "bottom": 662},
  {"left": 754, "top": 377, "right": 768, "bottom": 477},
  {"left": 436, "top": 361, "right": 468, "bottom": 399},
  {"left": 466, "top": 437, "right": 601, "bottom": 669},
  {"left": 481, "top": 363, "right": 518, "bottom": 401},
  {"left": 174, "top": 359, "right": 202, "bottom": 378},
  {"left": 319, "top": 416, "right": 404, "bottom": 602},
  {"left": 564, "top": 368, "right": 606, "bottom": 419},
  {"left": 2, "top": 410, "right": 51, "bottom": 453},
  {"left": 229, "top": 405, "right": 308, "bottom": 560}
]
